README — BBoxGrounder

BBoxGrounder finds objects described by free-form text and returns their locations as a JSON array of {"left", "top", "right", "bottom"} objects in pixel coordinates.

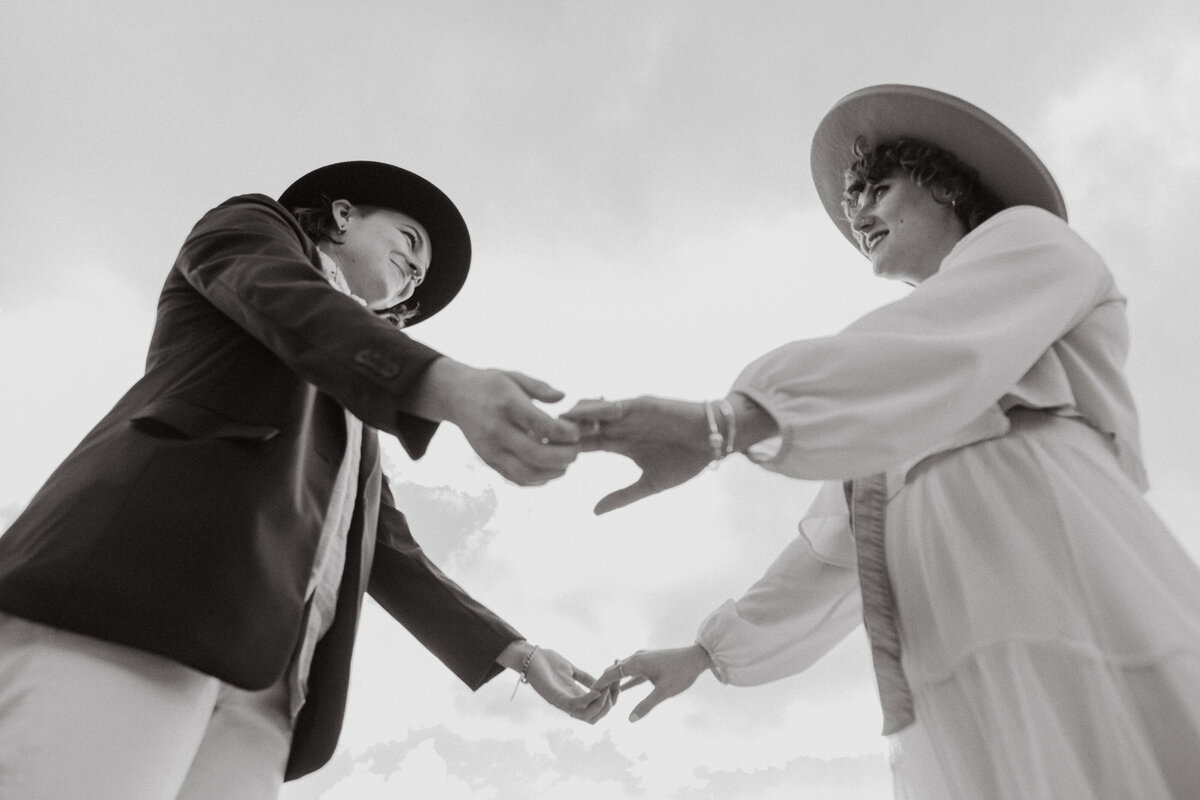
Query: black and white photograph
[{"left": 2, "top": 2, "right": 1199, "bottom": 798}]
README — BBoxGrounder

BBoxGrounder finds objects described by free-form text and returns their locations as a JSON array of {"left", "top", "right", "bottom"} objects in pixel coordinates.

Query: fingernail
[{"left": 629, "top": 712, "right": 640, "bottom": 723}]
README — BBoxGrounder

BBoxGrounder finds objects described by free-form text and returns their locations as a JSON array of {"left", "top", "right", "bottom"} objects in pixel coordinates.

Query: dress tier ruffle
[{"left": 886, "top": 411, "right": 1200, "bottom": 798}]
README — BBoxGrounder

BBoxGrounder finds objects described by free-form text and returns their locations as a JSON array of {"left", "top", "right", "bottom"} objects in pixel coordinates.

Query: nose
[{"left": 850, "top": 203, "right": 874, "bottom": 233}]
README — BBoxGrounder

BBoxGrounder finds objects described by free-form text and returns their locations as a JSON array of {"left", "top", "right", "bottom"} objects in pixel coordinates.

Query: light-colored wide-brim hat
[
  {"left": 810, "top": 84, "right": 1067, "bottom": 248},
  {"left": 279, "top": 160, "right": 471, "bottom": 325}
]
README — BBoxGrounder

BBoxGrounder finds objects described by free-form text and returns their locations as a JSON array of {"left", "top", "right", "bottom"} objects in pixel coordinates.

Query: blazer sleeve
[
  {"left": 173, "top": 194, "right": 442, "bottom": 455},
  {"left": 367, "top": 479, "right": 522, "bottom": 689}
]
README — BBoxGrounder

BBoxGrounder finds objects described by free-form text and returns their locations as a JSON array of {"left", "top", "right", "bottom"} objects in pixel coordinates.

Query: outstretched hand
[
  {"left": 592, "top": 645, "right": 713, "bottom": 722},
  {"left": 561, "top": 396, "right": 712, "bottom": 514},
  {"left": 409, "top": 359, "right": 581, "bottom": 486},
  {"left": 523, "top": 647, "right": 615, "bottom": 725}
]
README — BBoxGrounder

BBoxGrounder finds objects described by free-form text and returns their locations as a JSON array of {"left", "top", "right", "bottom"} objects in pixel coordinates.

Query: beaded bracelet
[{"left": 510, "top": 644, "right": 540, "bottom": 699}]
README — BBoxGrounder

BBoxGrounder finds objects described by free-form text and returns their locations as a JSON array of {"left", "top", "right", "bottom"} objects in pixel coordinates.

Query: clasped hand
[
  {"left": 518, "top": 647, "right": 616, "bottom": 725},
  {"left": 521, "top": 645, "right": 711, "bottom": 725},
  {"left": 560, "top": 396, "right": 713, "bottom": 514},
  {"left": 591, "top": 645, "right": 713, "bottom": 722}
]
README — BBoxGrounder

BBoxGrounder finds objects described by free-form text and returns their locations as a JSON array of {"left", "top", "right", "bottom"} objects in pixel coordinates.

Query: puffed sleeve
[
  {"left": 696, "top": 480, "right": 862, "bottom": 685},
  {"left": 734, "top": 207, "right": 1115, "bottom": 478},
  {"left": 172, "top": 195, "right": 442, "bottom": 454}
]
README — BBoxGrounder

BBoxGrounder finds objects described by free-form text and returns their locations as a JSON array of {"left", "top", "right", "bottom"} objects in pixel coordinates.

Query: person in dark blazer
[{"left": 0, "top": 161, "right": 610, "bottom": 799}]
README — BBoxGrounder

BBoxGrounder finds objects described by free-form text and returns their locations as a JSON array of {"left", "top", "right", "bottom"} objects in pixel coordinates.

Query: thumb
[
  {"left": 507, "top": 371, "right": 566, "bottom": 404},
  {"left": 595, "top": 477, "right": 656, "bottom": 515},
  {"left": 629, "top": 685, "right": 672, "bottom": 722}
]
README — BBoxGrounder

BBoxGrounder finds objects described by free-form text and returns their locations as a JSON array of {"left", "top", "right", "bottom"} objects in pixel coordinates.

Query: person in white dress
[{"left": 566, "top": 85, "right": 1200, "bottom": 798}]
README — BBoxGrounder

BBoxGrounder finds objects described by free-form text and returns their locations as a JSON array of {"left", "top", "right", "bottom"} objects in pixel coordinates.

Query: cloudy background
[{"left": 3, "top": 2, "right": 1198, "bottom": 798}]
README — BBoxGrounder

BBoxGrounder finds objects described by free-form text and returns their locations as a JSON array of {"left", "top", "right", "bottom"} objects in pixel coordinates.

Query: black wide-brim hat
[
  {"left": 810, "top": 85, "right": 1067, "bottom": 249},
  {"left": 279, "top": 160, "right": 471, "bottom": 325}
]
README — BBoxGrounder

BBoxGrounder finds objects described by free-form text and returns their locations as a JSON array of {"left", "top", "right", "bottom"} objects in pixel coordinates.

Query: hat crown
[
  {"left": 811, "top": 85, "right": 1065, "bottom": 247},
  {"left": 279, "top": 160, "right": 471, "bottom": 326}
]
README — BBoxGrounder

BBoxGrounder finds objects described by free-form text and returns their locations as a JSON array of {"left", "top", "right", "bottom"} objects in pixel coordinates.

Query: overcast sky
[{"left": 3, "top": 2, "right": 1199, "bottom": 798}]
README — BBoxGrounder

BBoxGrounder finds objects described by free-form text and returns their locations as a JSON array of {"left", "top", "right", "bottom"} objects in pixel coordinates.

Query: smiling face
[
  {"left": 842, "top": 169, "right": 967, "bottom": 285},
  {"left": 321, "top": 200, "right": 432, "bottom": 309}
]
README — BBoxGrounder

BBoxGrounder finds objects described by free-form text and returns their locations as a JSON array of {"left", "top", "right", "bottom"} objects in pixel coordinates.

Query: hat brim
[
  {"left": 278, "top": 160, "right": 470, "bottom": 325},
  {"left": 810, "top": 85, "right": 1066, "bottom": 249}
]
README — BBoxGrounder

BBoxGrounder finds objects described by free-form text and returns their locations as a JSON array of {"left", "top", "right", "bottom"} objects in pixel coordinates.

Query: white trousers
[{"left": 0, "top": 612, "right": 294, "bottom": 800}]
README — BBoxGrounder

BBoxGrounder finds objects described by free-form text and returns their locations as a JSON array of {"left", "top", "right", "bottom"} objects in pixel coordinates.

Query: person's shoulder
[
  {"left": 189, "top": 193, "right": 302, "bottom": 238},
  {"left": 207, "top": 193, "right": 291, "bottom": 220},
  {"left": 959, "top": 205, "right": 1110, "bottom": 286},
  {"left": 963, "top": 205, "right": 1087, "bottom": 254},
  {"left": 979, "top": 204, "right": 1070, "bottom": 236}
]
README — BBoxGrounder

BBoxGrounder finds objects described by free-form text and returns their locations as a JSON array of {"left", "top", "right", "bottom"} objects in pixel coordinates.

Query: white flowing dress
[{"left": 695, "top": 206, "right": 1200, "bottom": 798}]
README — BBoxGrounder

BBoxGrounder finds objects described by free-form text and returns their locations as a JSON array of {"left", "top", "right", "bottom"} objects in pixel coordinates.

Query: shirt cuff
[{"left": 694, "top": 599, "right": 739, "bottom": 684}]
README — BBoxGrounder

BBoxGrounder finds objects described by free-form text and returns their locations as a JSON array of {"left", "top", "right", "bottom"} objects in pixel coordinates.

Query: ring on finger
[{"left": 614, "top": 658, "right": 626, "bottom": 679}]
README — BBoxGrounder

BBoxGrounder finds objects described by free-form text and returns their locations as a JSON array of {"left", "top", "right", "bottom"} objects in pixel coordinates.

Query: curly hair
[
  {"left": 842, "top": 137, "right": 1003, "bottom": 232},
  {"left": 287, "top": 196, "right": 420, "bottom": 329}
]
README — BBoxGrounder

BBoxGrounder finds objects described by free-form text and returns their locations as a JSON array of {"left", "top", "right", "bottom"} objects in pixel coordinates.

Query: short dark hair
[
  {"left": 842, "top": 137, "right": 1003, "bottom": 232},
  {"left": 290, "top": 194, "right": 340, "bottom": 244},
  {"left": 287, "top": 197, "right": 420, "bottom": 329}
]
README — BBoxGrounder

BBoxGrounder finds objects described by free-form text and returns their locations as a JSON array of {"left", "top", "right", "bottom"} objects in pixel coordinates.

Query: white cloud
[
  {"left": 284, "top": 725, "right": 644, "bottom": 800},
  {"left": 1034, "top": 37, "right": 1200, "bottom": 553},
  {"left": 0, "top": 264, "right": 154, "bottom": 510}
]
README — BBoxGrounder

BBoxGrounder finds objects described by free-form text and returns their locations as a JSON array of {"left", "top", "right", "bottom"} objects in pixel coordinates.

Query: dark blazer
[{"left": 0, "top": 194, "right": 521, "bottom": 779}]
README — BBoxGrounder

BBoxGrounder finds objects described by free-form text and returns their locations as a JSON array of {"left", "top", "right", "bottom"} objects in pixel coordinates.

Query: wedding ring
[
  {"left": 587, "top": 420, "right": 602, "bottom": 436},
  {"left": 614, "top": 658, "right": 626, "bottom": 679}
]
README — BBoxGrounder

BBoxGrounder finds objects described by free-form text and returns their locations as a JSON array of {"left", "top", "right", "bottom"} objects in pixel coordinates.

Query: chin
[{"left": 872, "top": 264, "right": 902, "bottom": 281}]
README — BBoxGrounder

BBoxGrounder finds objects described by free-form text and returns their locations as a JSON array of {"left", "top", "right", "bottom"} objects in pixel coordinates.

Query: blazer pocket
[{"left": 131, "top": 397, "right": 280, "bottom": 442}]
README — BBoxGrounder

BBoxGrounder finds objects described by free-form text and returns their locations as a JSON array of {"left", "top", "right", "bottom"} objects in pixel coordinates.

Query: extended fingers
[
  {"left": 572, "top": 665, "right": 598, "bottom": 687},
  {"left": 487, "top": 451, "right": 571, "bottom": 486},
  {"left": 594, "top": 478, "right": 658, "bottom": 515},
  {"left": 593, "top": 653, "right": 647, "bottom": 691},
  {"left": 506, "top": 371, "right": 567, "bottom": 405},
  {"left": 561, "top": 398, "right": 627, "bottom": 424},
  {"left": 629, "top": 685, "right": 672, "bottom": 722},
  {"left": 577, "top": 689, "right": 615, "bottom": 724},
  {"left": 559, "top": 686, "right": 611, "bottom": 723},
  {"left": 486, "top": 424, "right": 580, "bottom": 485},
  {"left": 518, "top": 406, "right": 581, "bottom": 446}
]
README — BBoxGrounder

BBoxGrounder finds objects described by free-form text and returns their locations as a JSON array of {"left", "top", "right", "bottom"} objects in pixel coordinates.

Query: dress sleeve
[
  {"left": 696, "top": 481, "right": 862, "bottom": 685},
  {"left": 172, "top": 195, "right": 443, "bottom": 454},
  {"left": 734, "top": 207, "right": 1115, "bottom": 479}
]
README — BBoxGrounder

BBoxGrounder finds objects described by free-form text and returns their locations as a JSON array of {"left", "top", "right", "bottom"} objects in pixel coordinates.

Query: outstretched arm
[{"left": 370, "top": 480, "right": 612, "bottom": 722}]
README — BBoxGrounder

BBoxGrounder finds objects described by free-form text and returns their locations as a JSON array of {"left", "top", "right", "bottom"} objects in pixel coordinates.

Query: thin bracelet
[
  {"left": 703, "top": 400, "right": 725, "bottom": 469},
  {"left": 716, "top": 398, "right": 736, "bottom": 456},
  {"left": 511, "top": 644, "right": 540, "bottom": 699},
  {"left": 520, "top": 644, "right": 540, "bottom": 681}
]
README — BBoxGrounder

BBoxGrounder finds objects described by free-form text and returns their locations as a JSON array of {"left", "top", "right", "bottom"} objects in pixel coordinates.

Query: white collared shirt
[{"left": 287, "top": 251, "right": 366, "bottom": 718}]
